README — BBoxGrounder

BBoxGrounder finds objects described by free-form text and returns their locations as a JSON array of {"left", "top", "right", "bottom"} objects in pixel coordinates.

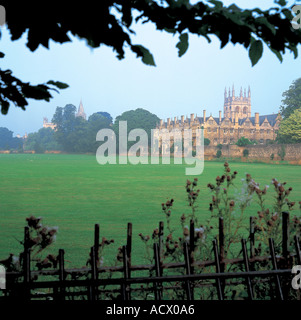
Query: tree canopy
[
  {"left": 280, "top": 77, "right": 301, "bottom": 119},
  {"left": 0, "top": 127, "right": 22, "bottom": 150},
  {"left": 1, "top": 1, "right": 301, "bottom": 114},
  {"left": 113, "top": 108, "right": 160, "bottom": 150},
  {"left": 277, "top": 107, "right": 301, "bottom": 143},
  {"left": 52, "top": 104, "right": 113, "bottom": 153}
]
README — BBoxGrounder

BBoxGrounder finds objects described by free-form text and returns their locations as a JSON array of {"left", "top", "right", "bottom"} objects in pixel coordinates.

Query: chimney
[
  {"left": 174, "top": 116, "right": 177, "bottom": 124},
  {"left": 181, "top": 115, "right": 185, "bottom": 123},
  {"left": 191, "top": 113, "right": 194, "bottom": 122},
  {"left": 160, "top": 119, "right": 163, "bottom": 127},
  {"left": 167, "top": 118, "right": 170, "bottom": 126},
  {"left": 219, "top": 110, "right": 222, "bottom": 123},
  {"left": 203, "top": 110, "right": 206, "bottom": 123},
  {"left": 255, "top": 112, "right": 259, "bottom": 126}
]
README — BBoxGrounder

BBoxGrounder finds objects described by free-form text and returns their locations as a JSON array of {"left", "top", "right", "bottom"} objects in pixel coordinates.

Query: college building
[{"left": 156, "top": 86, "right": 281, "bottom": 146}]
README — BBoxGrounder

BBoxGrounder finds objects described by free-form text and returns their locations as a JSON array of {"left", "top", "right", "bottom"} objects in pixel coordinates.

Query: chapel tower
[{"left": 223, "top": 85, "right": 251, "bottom": 120}]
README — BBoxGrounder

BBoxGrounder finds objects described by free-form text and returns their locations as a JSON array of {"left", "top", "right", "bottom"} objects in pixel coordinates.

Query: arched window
[
  {"left": 236, "top": 106, "right": 240, "bottom": 113},
  {"left": 243, "top": 107, "right": 248, "bottom": 114}
]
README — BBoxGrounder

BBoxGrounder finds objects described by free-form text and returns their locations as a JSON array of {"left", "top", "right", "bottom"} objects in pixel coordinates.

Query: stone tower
[
  {"left": 223, "top": 85, "right": 251, "bottom": 120},
  {"left": 76, "top": 99, "right": 86, "bottom": 120}
]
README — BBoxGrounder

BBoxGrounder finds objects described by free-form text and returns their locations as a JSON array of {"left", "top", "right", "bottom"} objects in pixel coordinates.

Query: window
[
  {"left": 260, "top": 139, "right": 264, "bottom": 144},
  {"left": 260, "top": 129, "right": 264, "bottom": 134},
  {"left": 207, "top": 127, "right": 211, "bottom": 133},
  {"left": 223, "top": 139, "right": 227, "bottom": 144},
  {"left": 230, "top": 128, "right": 234, "bottom": 134},
  {"left": 224, "top": 128, "right": 227, "bottom": 133},
  {"left": 209, "top": 120, "right": 214, "bottom": 125}
]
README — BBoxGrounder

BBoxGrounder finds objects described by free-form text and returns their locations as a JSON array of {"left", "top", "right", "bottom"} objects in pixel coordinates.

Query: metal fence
[{"left": 1, "top": 212, "right": 300, "bottom": 301}]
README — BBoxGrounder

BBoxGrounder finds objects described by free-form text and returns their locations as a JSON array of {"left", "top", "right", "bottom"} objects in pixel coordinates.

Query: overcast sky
[{"left": 0, "top": 0, "right": 300, "bottom": 136}]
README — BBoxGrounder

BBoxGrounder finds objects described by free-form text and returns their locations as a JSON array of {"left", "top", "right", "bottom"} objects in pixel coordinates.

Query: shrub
[
  {"left": 243, "top": 149, "right": 249, "bottom": 157},
  {"left": 204, "top": 138, "right": 210, "bottom": 146},
  {"left": 216, "top": 149, "right": 222, "bottom": 158},
  {"left": 278, "top": 145, "right": 286, "bottom": 160},
  {"left": 236, "top": 137, "right": 252, "bottom": 146}
]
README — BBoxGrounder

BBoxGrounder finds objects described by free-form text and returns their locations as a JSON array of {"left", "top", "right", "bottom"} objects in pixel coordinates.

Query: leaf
[
  {"left": 249, "top": 40, "right": 263, "bottom": 66},
  {"left": 271, "top": 48, "right": 283, "bottom": 63},
  {"left": 176, "top": 33, "right": 189, "bottom": 57},
  {"left": 47, "top": 80, "right": 69, "bottom": 89},
  {"left": 131, "top": 45, "right": 156, "bottom": 66},
  {"left": 0, "top": 52, "right": 4, "bottom": 58}
]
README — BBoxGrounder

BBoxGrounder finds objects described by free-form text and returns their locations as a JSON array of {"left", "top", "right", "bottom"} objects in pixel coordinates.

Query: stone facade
[
  {"left": 43, "top": 117, "right": 56, "bottom": 130},
  {"left": 156, "top": 86, "right": 281, "bottom": 146}
]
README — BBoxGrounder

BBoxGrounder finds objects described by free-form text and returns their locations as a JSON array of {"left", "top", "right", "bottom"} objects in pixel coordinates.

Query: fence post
[
  {"left": 94, "top": 224, "right": 100, "bottom": 264},
  {"left": 241, "top": 239, "right": 253, "bottom": 300},
  {"left": 122, "top": 245, "right": 130, "bottom": 300},
  {"left": 282, "top": 212, "right": 290, "bottom": 266},
  {"left": 153, "top": 243, "right": 162, "bottom": 300},
  {"left": 89, "top": 246, "right": 98, "bottom": 301},
  {"left": 183, "top": 242, "right": 193, "bottom": 300},
  {"left": 213, "top": 239, "right": 224, "bottom": 300},
  {"left": 159, "top": 221, "right": 164, "bottom": 262},
  {"left": 58, "top": 249, "right": 65, "bottom": 301},
  {"left": 249, "top": 216, "right": 255, "bottom": 260},
  {"left": 127, "top": 223, "right": 132, "bottom": 268},
  {"left": 269, "top": 238, "right": 284, "bottom": 300}
]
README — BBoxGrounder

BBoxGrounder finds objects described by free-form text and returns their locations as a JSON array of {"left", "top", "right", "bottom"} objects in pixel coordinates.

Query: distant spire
[
  {"left": 76, "top": 99, "right": 87, "bottom": 120},
  {"left": 244, "top": 88, "right": 246, "bottom": 97},
  {"left": 240, "top": 87, "right": 243, "bottom": 97},
  {"left": 248, "top": 85, "right": 251, "bottom": 97},
  {"left": 232, "top": 84, "right": 235, "bottom": 97},
  {"left": 224, "top": 87, "right": 227, "bottom": 98}
]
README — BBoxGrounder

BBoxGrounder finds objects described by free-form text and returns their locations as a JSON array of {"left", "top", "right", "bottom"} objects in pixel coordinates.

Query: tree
[
  {"left": 52, "top": 105, "right": 113, "bottom": 153},
  {"left": 236, "top": 136, "right": 252, "bottom": 146},
  {"left": 0, "top": 127, "right": 22, "bottom": 150},
  {"left": 280, "top": 78, "right": 301, "bottom": 119},
  {"left": 277, "top": 107, "right": 301, "bottom": 143},
  {"left": 24, "top": 127, "right": 62, "bottom": 152},
  {"left": 87, "top": 112, "right": 113, "bottom": 152},
  {"left": 52, "top": 104, "right": 83, "bottom": 152},
  {"left": 113, "top": 108, "right": 160, "bottom": 151},
  {"left": 1, "top": 1, "right": 301, "bottom": 114}
]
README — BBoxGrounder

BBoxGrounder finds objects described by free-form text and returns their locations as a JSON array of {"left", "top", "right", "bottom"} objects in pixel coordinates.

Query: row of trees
[{"left": 22, "top": 106, "right": 160, "bottom": 153}]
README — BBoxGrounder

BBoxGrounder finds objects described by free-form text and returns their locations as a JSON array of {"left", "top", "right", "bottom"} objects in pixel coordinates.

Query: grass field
[{"left": 0, "top": 153, "right": 300, "bottom": 268}]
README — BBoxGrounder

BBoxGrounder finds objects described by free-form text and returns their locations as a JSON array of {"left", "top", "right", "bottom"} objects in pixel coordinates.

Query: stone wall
[{"left": 204, "top": 143, "right": 301, "bottom": 161}]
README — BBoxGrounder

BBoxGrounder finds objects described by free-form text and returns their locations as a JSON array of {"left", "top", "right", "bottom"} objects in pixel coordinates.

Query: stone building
[
  {"left": 156, "top": 86, "right": 281, "bottom": 146},
  {"left": 43, "top": 117, "right": 56, "bottom": 130}
]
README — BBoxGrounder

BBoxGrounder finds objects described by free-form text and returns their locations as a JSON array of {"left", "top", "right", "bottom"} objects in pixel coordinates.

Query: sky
[{"left": 0, "top": 0, "right": 300, "bottom": 137}]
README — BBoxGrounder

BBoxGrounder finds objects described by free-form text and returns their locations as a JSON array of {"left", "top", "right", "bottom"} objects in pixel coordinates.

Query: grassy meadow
[{"left": 0, "top": 153, "right": 300, "bottom": 268}]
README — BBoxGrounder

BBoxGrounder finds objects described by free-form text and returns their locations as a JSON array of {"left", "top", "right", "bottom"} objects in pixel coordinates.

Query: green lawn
[{"left": 0, "top": 153, "right": 300, "bottom": 267}]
